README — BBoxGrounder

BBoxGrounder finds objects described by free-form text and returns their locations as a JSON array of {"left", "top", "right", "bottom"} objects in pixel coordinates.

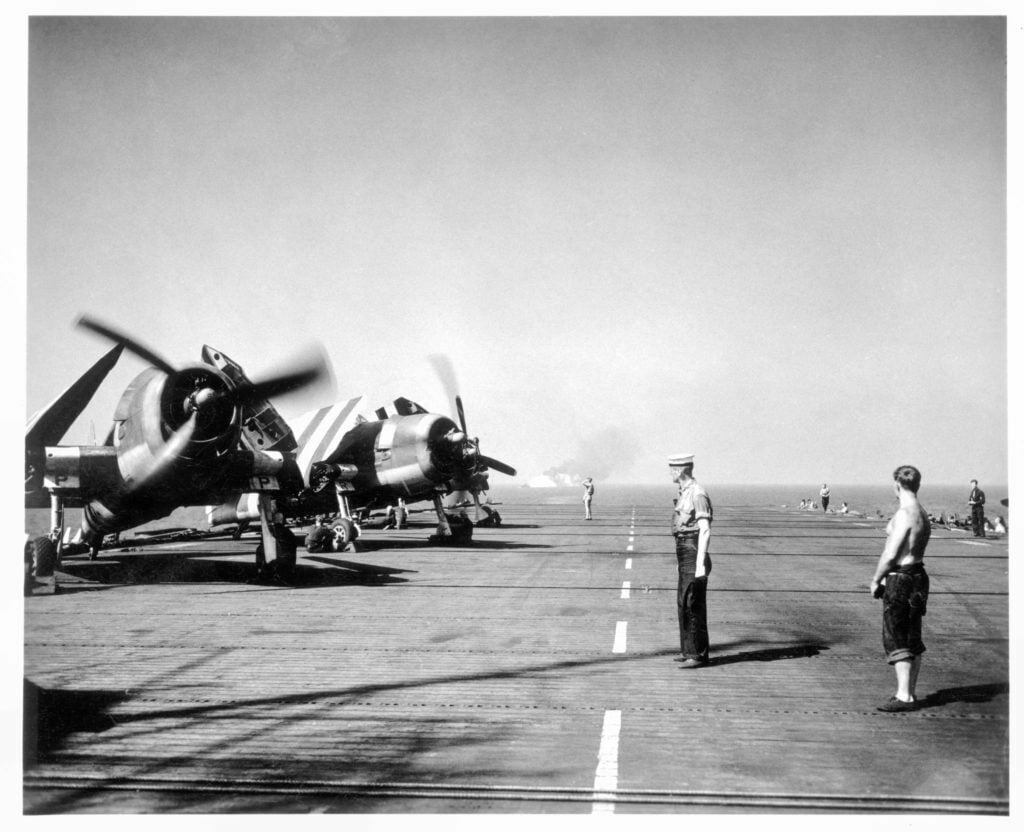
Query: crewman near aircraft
[
  {"left": 670, "top": 453, "right": 713, "bottom": 669},
  {"left": 582, "top": 477, "right": 595, "bottom": 520},
  {"left": 305, "top": 515, "right": 334, "bottom": 553}
]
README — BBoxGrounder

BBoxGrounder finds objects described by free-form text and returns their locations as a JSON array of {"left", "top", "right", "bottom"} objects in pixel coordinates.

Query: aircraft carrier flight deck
[{"left": 23, "top": 494, "right": 1009, "bottom": 814}]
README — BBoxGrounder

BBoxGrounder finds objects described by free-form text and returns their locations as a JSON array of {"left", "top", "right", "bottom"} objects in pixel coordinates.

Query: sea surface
[{"left": 488, "top": 482, "right": 1010, "bottom": 524}]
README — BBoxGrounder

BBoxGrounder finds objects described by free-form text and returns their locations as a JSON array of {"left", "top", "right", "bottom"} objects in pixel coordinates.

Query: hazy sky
[{"left": 23, "top": 16, "right": 1007, "bottom": 485}]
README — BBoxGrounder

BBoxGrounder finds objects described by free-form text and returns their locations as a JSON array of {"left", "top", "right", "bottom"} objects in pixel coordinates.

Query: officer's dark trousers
[
  {"left": 675, "top": 533, "right": 709, "bottom": 660},
  {"left": 971, "top": 505, "right": 986, "bottom": 537}
]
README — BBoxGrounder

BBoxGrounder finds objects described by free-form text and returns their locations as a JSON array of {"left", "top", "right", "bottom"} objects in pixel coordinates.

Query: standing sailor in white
[
  {"left": 582, "top": 477, "right": 595, "bottom": 520},
  {"left": 670, "top": 454, "right": 713, "bottom": 669}
]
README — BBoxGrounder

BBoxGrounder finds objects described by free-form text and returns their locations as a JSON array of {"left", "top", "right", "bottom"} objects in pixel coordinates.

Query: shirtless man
[{"left": 869, "top": 465, "right": 931, "bottom": 712}]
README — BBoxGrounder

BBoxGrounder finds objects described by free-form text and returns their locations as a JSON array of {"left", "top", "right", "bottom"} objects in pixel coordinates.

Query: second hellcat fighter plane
[{"left": 203, "top": 347, "right": 516, "bottom": 549}]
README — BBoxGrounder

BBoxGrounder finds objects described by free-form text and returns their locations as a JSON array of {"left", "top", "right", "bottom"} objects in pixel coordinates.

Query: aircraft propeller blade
[
  {"left": 480, "top": 455, "right": 517, "bottom": 477},
  {"left": 428, "top": 353, "right": 459, "bottom": 409},
  {"left": 81, "top": 315, "right": 328, "bottom": 410},
  {"left": 455, "top": 395, "right": 469, "bottom": 436},
  {"left": 125, "top": 412, "right": 198, "bottom": 493},
  {"left": 222, "top": 347, "right": 329, "bottom": 405},
  {"left": 77, "top": 315, "right": 178, "bottom": 375}
]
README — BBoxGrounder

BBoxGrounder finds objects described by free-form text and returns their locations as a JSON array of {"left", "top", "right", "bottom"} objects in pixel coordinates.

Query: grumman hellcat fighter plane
[
  {"left": 203, "top": 347, "right": 516, "bottom": 549},
  {"left": 24, "top": 318, "right": 327, "bottom": 586}
]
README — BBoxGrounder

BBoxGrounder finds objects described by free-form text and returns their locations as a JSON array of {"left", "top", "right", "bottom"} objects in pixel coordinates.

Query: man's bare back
[{"left": 885, "top": 501, "right": 931, "bottom": 567}]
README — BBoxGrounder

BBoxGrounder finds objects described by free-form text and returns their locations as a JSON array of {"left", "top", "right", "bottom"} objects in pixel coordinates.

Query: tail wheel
[
  {"left": 331, "top": 518, "right": 358, "bottom": 550},
  {"left": 29, "top": 536, "right": 57, "bottom": 578}
]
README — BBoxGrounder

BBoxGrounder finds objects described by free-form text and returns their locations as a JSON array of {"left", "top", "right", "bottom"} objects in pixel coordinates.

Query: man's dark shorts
[{"left": 882, "top": 563, "right": 929, "bottom": 664}]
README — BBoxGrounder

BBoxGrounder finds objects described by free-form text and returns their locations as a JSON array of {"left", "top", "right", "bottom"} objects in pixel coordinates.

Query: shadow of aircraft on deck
[
  {"left": 54, "top": 550, "right": 413, "bottom": 589},
  {"left": 302, "top": 555, "right": 416, "bottom": 581},
  {"left": 23, "top": 680, "right": 126, "bottom": 767},
  {"left": 354, "top": 538, "right": 548, "bottom": 552},
  {"left": 23, "top": 638, "right": 840, "bottom": 812}
]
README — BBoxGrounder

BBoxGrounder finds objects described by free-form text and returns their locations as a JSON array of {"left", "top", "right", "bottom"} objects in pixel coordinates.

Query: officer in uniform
[
  {"left": 669, "top": 453, "right": 714, "bottom": 668},
  {"left": 968, "top": 479, "right": 986, "bottom": 538}
]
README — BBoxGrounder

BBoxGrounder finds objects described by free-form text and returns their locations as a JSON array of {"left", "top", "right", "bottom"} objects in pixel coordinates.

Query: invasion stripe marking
[
  {"left": 296, "top": 397, "right": 363, "bottom": 479},
  {"left": 294, "top": 406, "right": 330, "bottom": 448},
  {"left": 308, "top": 398, "right": 361, "bottom": 469},
  {"left": 612, "top": 621, "right": 627, "bottom": 653},
  {"left": 591, "top": 710, "right": 622, "bottom": 814},
  {"left": 296, "top": 404, "right": 349, "bottom": 471}
]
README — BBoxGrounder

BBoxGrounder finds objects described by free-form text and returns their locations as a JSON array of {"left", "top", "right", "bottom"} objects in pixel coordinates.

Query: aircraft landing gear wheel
[
  {"left": 26, "top": 536, "right": 57, "bottom": 594},
  {"left": 30, "top": 536, "right": 57, "bottom": 578},
  {"left": 331, "top": 518, "right": 358, "bottom": 550}
]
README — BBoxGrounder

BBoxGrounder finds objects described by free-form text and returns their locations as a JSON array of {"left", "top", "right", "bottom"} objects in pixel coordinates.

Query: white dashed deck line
[
  {"left": 612, "top": 621, "right": 628, "bottom": 653},
  {"left": 626, "top": 545, "right": 633, "bottom": 552},
  {"left": 620, "top": 581, "right": 631, "bottom": 599},
  {"left": 625, "top": 558, "right": 632, "bottom": 570},
  {"left": 591, "top": 709, "right": 622, "bottom": 814}
]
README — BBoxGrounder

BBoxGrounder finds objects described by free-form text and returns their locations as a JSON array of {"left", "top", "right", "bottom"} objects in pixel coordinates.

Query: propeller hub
[
  {"left": 185, "top": 386, "right": 219, "bottom": 414},
  {"left": 163, "top": 367, "right": 235, "bottom": 443}
]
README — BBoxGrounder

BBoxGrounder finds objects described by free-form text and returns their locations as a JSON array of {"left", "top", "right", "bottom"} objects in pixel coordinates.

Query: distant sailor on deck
[
  {"left": 968, "top": 479, "right": 986, "bottom": 538},
  {"left": 820, "top": 484, "right": 831, "bottom": 513},
  {"left": 670, "top": 454, "right": 713, "bottom": 669},
  {"left": 582, "top": 477, "right": 595, "bottom": 520},
  {"left": 870, "top": 465, "right": 931, "bottom": 712}
]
